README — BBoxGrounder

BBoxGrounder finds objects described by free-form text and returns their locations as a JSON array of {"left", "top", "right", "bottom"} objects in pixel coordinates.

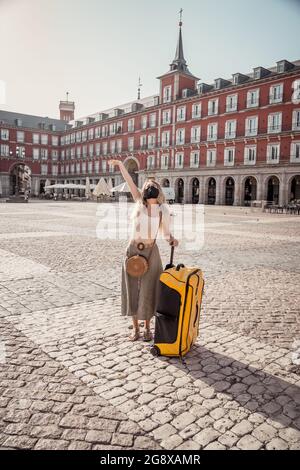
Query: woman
[{"left": 108, "top": 159, "right": 178, "bottom": 342}]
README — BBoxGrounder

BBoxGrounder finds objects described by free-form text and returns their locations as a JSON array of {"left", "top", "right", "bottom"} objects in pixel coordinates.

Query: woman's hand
[
  {"left": 169, "top": 237, "right": 179, "bottom": 247},
  {"left": 108, "top": 159, "right": 122, "bottom": 168}
]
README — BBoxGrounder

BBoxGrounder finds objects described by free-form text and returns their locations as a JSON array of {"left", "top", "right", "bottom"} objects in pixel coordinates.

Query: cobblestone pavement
[{"left": 0, "top": 201, "right": 299, "bottom": 450}]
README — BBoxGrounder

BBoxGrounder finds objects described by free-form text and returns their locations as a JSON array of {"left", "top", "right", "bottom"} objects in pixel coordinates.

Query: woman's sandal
[
  {"left": 128, "top": 329, "right": 140, "bottom": 341},
  {"left": 143, "top": 329, "right": 153, "bottom": 342}
]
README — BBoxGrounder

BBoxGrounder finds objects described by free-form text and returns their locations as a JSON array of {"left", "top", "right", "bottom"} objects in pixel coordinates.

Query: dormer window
[{"left": 163, "top": 86, "right": 172, "bottom": 103}]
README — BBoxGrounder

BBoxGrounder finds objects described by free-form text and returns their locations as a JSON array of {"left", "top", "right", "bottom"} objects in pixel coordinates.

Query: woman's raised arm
[{"left": 108, "top": 159, "right": 141, "bottom": 201}]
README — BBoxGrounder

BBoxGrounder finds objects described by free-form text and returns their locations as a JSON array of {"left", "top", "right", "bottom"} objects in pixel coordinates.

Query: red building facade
[{"left": 1, "top": 21, "right": 300, "bottom": 205}]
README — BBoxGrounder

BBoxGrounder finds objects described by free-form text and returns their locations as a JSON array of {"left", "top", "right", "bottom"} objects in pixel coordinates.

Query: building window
[
  {"left": 40, "top": 149, "right": 48, "bottom": 160},
  {"left": 191, "top": 126, "right": 201, "bottom": 143},
  {"left": 76, "top": 146, "right": 81, "bottom": 158},
  {"left": 244, "top": 146, "right": 257, "bottom": 165},
  {"left": 245, "top": 116, "right": 258, "bottom": 136},
  {"left": 95, "top": 143, "right": 100, "bottom": 156},
  {"left": 0, "top": 144, "right": 9, "bottom": 156},
  {"left": 109, "top": 123, "right": 116, "bottom": 136},
  {"left": 190, "top": 151, "right": 199, "bottom": 168},
  {"left": 268, "top": 112, "right": 282, "bottom": 133},
  {"left": 88, "top": 162, "right": 93, "bottom": 174},
  {"left": 116, "top": 121, "right": 123, "bottom": 133},
  {"left": 110, "top": 140, "right": 116, "bottom": 154},
  {"left": 161, "top": 154, "right": 169, "bottom": 169},
  {"left": 102, "top": 161, "right": 107, "bottom": 172},
  {"left": 224, "top": 147, "right": 235, "bottom": 166},
  {"left": 102, "top": 125, "right": 108, "bottom": 137},
  {"left": 162, "top": 109, "right": 171, "bottom": 125},
  {"left": 52, "top": 165, "right": 58, "bottom": 176},
  {"left": 82, "top": 162, "right": 86, "bottom": 173},
  {"left": 149, "top": 113, "right": 156, "bottom": 128},
  {"left": 89, "top": 144, "right": 94, "bottom": 157},
  {"left": 32, "top": 133, "right": 39, "bottom": 144},
  {"left": 52, "top": 135, "right": 59, "bottom": 146},
  {"left": 141, "top": 115, "right": 147, "bottom": 129},
  {"left": 292, "top": 110, "right": 300, "bottom": 131},
  {"left": 148, "top": 134, "right": 156, "bottom": 149},
  {"left": 177, "top": 106, "right": 186, "bottom": 122},
  {"left": 82, "top": 145, "right": 87, "bottom": 157},
  {"left": 140, "top": 135, "right": 147, "bottom": 149},
  {"left": 226, "top": 94, "right": 238, "bottom": 112},
  {"left": 41, "top": 134, "right": 48, "bottom": 145},
  {"left": 1, "top": 129, "right": 9, "bottom": 140},
  {"left": 208, "top": 98, "right": 218, "bottom": 116},
  {"left": 147, "top": 155, "right": 155, "bottom": 169},
  {"left": 103, "top": 142, "right": 108, "bottom": 155},
  {"left": 95, "top": 127, "right": 101, "bottom": 138},
  {"left": 76, "top": 131, "right": 81, "bottom": 142},
  {"left": 290, "top": 142, "right": 300, "bottom": 163},
  {"left": 82, "top": 130, "right": 87, "bottom": 141},
  {"left": 41, "top": 164, "right": 48, "bottom": 175},
  {"left": 207, "top": 123, "right": 218, "bottom": 141},
  {"left": 206, "top": 149, "right": 216, "bottom": 167},
  {"left": 161, "top": 131, "right": 170, "bottom": 147},
  {"left": 247, "top": 89, "right": 259, "bottom": 108},
  {"left": 51, "top": 150, "right": 58, "bottom": 160},
  {"left": 117, "top": 139, "right": 122, "bottom": 153},
  {"left": 128, "top": 118, "right": 135, "bottom": 132},
  {"left": 192, "top": 103, "right": 201, "bottom": 119},
  {"left": 175, "top": 152, "right": 184, "bottom": 168},
  {"left": 33, "top": 148, "right": 39, "bottom": 160},
  {"left": 17, "top": 131, "right": 25, "bottom": 143},
  {"left": 88, "top": 128, "right": 94, "bottom": 140},
  {"left": 267, "top": 144, "right": 280, "bottom": 163},
  {"left": 269, "top": 83, "right": 283, "bottom": 104},
  {"left": 128, "top": 137, "right": 134, "bottom": 151},
  {"left": 163, "top": 85, "right": 172, "bottom": 103},
  {"left": 95, "top": 161, "right": 99, "bottom": 173},
  {"left": 176, "top": 128, "right": 185, "bottom": 145},
  {"left": 225, "top": 120, "right": 237, "bottom": 139},
  {"left": 71, "top": 147, "right": 75, "bottom": 159}
]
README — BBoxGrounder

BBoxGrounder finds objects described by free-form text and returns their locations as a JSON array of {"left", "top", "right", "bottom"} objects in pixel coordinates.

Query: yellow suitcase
[{"left": 150, "top": 247, "right": 204, "bottom": 357}]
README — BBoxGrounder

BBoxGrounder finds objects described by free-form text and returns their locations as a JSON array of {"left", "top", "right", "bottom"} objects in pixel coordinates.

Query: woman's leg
[
  {"left": 129, "top": 315, "right": 140, "bottom": 341},
  {"left": 143, "top": 319, "right": 153, "bottom": 342}
]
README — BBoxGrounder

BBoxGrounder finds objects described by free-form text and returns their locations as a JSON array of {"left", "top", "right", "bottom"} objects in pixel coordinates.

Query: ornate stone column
[
  {"left": 198, "top": 176, "right": 205, "bottom": 204},
  {"left": 233, "top": 174, "right": 242, "bottom": 206},
  {"left": 215, "top": 175, "right": 222, "bottom": 205},
  {"left": 279, "top": 172, "right": 288, "bottom": 206}
]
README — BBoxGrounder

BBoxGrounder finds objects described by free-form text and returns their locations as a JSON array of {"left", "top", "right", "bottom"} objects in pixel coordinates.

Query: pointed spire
[{"left": 170, "top": 9, "right": 189, "bottom": 73}]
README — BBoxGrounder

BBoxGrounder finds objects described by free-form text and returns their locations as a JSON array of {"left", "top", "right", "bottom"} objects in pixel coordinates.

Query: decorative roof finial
[
  {"left": 137, "top": 77, "right": 142, "bottom": 100},
  {"left": 179, "top": 8, "right": 183, "bottom": 27}
]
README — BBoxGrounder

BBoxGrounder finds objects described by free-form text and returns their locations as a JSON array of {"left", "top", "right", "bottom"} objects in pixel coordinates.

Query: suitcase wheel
[{"left": 150, "top": 346, "right": 161, "bottom": 357}]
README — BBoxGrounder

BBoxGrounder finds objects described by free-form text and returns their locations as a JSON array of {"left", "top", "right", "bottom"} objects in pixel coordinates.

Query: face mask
[{"left": 144, "top": 185, "right": 159, "bottom": 199}]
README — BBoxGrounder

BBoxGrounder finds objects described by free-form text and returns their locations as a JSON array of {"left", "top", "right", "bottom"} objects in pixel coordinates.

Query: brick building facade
[{"left": 1, "top": 21, "right": 300, "bottom": 205}]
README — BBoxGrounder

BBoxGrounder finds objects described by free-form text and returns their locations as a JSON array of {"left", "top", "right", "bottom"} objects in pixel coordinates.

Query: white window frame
[
  {"left": 190, "top": 151, "right": 199, "bottom": 168},
  {"left": 162, "top": 109, "right": 171, "bottom": 125},
  {"left": 268, "top": 112, "right": 282, "bottom": 133},
  {"left": 225, "top": 120, "right": 237, "bottom": 139},
  {"left": 191, "top": 126, "right": 201, "bottom": 143},
  {"left": 147, "top": 155, "right": 155, "bottom": 169},
  {"left": 224, "top": 147, "right": 235, "bottom": 166},
  {"left": 177, "top": 106, "right": 186, "bottom": 122},
  {"left": 192, "top": 102, "right": 201, "bottom": 119},
  {"left": 32, "top": 133, "right": 39, "bottom": 144},
  {"left": 149, "top": 113, "right": 156, "bottom": 128},
  {"left": 290, "top": 141, "right": 300, "bottom": 163},
  {"left": 245, "top": 116, "right": 258, "bottom": 136},
  {"left": 161, "top": 131, "right": 170, "bottom": 147},
  {"left": 226, "top": 94, "right": 238, "bottom": 112},
  {"left": 244, "top": 145, "right": 257, "bottom": 165},
  {"left": 161, "top": 154, "right": 169, "bottom": 169},
  {"left": 1, "top": 129, "right": 9, "bottom": 140},
  {"left": 17, "top": 131, "right": 25, "bottom": 143},
  {"left": 247, "top": 89, "right": 260, "bottom": 108},
  {"left": 141, "top": 115, "right": 147, "bottom": 129},
  {"left": 128, "top": 137, "right": 134, "bottom": 151},
  {"left": 148, "top": 134, "right": 156, "bottom": 149},
  {"left": 208, "top": 98, "right": 219, "bottom": 116},
  {"left": 140, "top": 134, "right": 147, "bottom": 149},
  {"left": 33, "top": 148, "right": 39, "bottom": 160},
  {"left": 128, "top": 118, "right": 135, "bottom": 132},
  {"left": 267, "top": 143, "right": 280, "bottom": 163},
  {"left": 206, "top": 149, "right": 216, "bottom": 167},
  {"left": 207, "top": 123, "right": 218, "bottom": 141},
  {"left": 163, "top": 85, "right": 172, "bottom": 103},
  {"left": 176, "top": 128, "right": 185, "bottom": 145},
  {"left": 292, "top": 109, "right": 300, "bottom": 131},
  {"left": 175, "top": 152, "right": 184, "bottom": 168},
  {"left": 269, "top": 83, "right": 283, "bottom": 104}
]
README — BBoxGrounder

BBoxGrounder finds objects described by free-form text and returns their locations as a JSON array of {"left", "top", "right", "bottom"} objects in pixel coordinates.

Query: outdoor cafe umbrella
[
  {"left": 107, "top": 178, "right": 113, "bottom": 192},
  {"left": 109, "top": 181, "right": 131, "bottom": 193},
  {"left": 93, "top": 177, "right": 111, "bottom": 197}
]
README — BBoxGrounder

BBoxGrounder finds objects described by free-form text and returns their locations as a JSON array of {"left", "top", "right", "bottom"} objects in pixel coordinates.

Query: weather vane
[
  {"left": 179, "top": 8, "right": 183, "bottom": 26},
  {"left": 137, "top": 77, "right": 142, "bottom": 100}
]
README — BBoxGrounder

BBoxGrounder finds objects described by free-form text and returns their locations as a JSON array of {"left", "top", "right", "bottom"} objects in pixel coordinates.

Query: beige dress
[{"left": 121, "top": 202, "right": 171, "bottom": 321}]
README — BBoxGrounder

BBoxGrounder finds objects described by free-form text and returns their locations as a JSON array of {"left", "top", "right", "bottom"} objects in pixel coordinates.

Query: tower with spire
[{"left": 157, "top": 9, "right": 199, "bottom": 102}]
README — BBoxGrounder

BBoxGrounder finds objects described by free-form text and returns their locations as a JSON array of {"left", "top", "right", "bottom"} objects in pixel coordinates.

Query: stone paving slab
[{"left": 0, "top": 202, "right": 299, "bottom": 450}]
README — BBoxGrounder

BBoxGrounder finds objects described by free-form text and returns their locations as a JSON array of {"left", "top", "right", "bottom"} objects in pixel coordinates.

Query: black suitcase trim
[{"left": 154, "top": 281, "right": 181, "bottom": 344}]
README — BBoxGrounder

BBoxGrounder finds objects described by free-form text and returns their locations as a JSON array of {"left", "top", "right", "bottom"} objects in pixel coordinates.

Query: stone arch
[
  {"left": 174, "top": 177, "right": 184, "bottom": 203},
  {"left": 265, "top": 175, "right": 280, "bottom": 204},
  {"left": 189, "top": 177, "right": 200, "bottom": 204},
  {"left": 161, "top": 178, "right": 170, "bottom": 188},
  {"left": 288, "top": 174, "right": 300, "bottom": 202},
  {"left": 123, "top": 156, "right": 139, "bottom": 186},
  {"left": 242, "top": 175, "right": 258, "bottom": 206},
  {"left": 224, "top": 176, "right": 235, "bottom": 206},
  {"left": 205, "top": 177, "right": 216, "bottom": 205}
]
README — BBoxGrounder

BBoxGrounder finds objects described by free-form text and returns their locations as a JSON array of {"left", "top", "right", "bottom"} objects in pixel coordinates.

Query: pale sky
[{"left": 1, "top": 0, "right": 300, "bottom": 119}]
